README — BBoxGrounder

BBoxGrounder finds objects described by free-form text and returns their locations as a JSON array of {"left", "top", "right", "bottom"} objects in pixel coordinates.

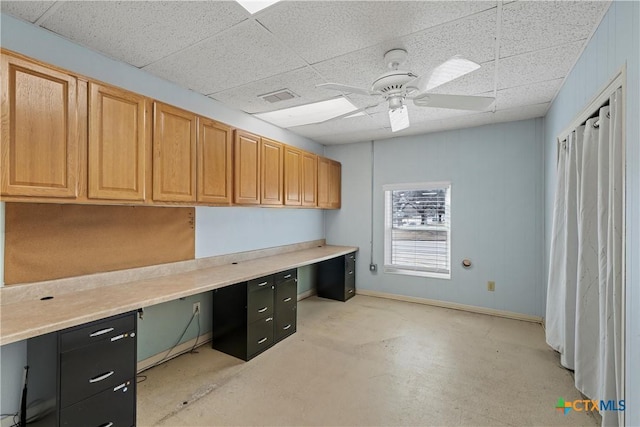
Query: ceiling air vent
[{"left": 259, "top": 89, "right": 297, "bottom": 103}]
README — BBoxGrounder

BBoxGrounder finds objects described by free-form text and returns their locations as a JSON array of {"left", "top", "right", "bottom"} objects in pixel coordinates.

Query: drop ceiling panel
[
  {"left": 143, "top": 20, "right": 307, "bottom": 95},
  {"left": 500, "top": 1, "right": 610, "bottom": 58},
  {"left": 493, "top": 78, "right": 563, "bottom": 110},
  {"left": 39, "top": 1, "right": 248, "bottom": 67},
  {"left": 257, "top": 1, "right": 497, "bottom": 64},
  {"left": 211, "top": 67, "right": 330, "bottom": 114},
  {"left": 0, "top": 1, "right": 55, "bottom": 23},
  {"left": 497, "top": 41, "right": 584, "bottom": 90}
]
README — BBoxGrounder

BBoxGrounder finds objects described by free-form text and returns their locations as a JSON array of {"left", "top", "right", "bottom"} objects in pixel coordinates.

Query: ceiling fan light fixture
[{"left": 389, "top": 106, "right": 409, "bottom": 133}]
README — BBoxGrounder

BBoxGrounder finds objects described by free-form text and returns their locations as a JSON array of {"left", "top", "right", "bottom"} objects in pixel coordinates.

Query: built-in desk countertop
[{"left": 0, "top": 244, "right": 358, "bottom": 346}]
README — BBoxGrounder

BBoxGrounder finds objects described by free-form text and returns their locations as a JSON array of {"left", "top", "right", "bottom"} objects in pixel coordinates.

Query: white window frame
[{"left": 383, "top": 182, "right": 451, "bottom": 280}]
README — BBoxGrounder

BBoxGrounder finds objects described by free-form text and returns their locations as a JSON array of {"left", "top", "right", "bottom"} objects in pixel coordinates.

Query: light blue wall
[
  {"left": 326, "top": 118, "right": 545, "bottom": 317},
  {"left": 543, "top": 1, "right": 640, "bottom": 422},
  {"left": 0, "top": 12, "right": 325, "bottom": 418}
]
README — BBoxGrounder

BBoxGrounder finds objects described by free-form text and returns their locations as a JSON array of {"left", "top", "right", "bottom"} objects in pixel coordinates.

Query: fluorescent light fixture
[
  {"left": 255, "top": 97, "right": 359, "bottom": 128},
  {"left": 235, "top": 0, "right": 281, "bottom": 14},
  {"left": 388, "top": 106, "right": 409, "bottom": 132}
]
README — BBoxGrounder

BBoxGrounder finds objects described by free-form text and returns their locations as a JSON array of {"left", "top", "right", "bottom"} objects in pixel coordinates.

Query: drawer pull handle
[
  {"left": 283, "top": 274, "right": 292, "bottom": 279},
  {"left": 348, "top": 271, "right": 354, "bottom": 275},
  {"left": 99, "top": 423, "right": 114, "bottom": 427},
  {"left": 348, "top": 289, "right": 354, "bottom": 294},
  {"left": 113, "top": 382, "right": 127, "bottom": 392},
  {"left": 89, "top": 371, "right": 114, "bottom": 383},
  {"left": 283, "top": 297, "right": 292, "bottom": 302},
  {"left": 257, "top": 281, "right": 268, "bottom": 287},
  {"left": 283, "top": 324, "right": 291, "bottom": 330},
  {"left": 258, "top": 307, "right": 268, "bottom": 313},
  {"left": 90, "top": 327, "right": 114, "bottom": 337},
  {"left": 110, "top": 334, "right": 124, "bottom": 342},
  {"left": 265, "top": 317, "right": 273, "bottom": 322},
  {"left": 258, "top": 337, "right": 268, "bottom": 344}
]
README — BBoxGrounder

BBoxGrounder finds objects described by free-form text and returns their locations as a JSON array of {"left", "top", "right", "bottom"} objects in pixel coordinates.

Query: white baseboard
[
  {"left": 356, "top": 289, "right": 543, "bottom": 324},
  {"left": 137, "top": 332, "right": 212, "bottom": 372}
]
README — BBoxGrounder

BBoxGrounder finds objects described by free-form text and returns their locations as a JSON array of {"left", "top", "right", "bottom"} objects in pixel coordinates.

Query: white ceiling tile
[
  {"left": 257, "top": 1, "right": 497, "bottom": 64},
  {"left": 211, "top": 67, "right": 330, "bottom": 114},
  {"left": 500, "top": 1, "right": 610, "bottom": 58},
  {"left": 1, "top": 1, "right": 55, "bottom": 23},
  {"left": 492, "top": 78, "right": 563, "bottom": 110},
  {"left": 143, "top": 20, "right": 307, "bottom": 95},
  {"left": 497, "top": 41, "right": 583, "bottom": 90},
  {"left": 40, "top": 1, "right": 248, "bottom": 67}
]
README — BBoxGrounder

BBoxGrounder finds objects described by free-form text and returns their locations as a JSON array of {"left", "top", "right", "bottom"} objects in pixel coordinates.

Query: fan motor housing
[{"left": 371, "top": 70, "right": 417, "bottom": 97}]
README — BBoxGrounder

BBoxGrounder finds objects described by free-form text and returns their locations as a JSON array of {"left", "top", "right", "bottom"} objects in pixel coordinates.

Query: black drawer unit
[
  {"left": 212, "top": 270, "right": 298, "bottom": 361},
  {"left": 26, "top": 311, "right": 137, "bottom": 427},
  {"left": 317, "top": 252, "right": 357, "bottom": 302}
]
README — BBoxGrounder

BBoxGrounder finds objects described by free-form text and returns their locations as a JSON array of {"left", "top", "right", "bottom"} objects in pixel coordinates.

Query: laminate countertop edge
[{"left": 0, "top": 245, "right": 358, "bottom": 346}]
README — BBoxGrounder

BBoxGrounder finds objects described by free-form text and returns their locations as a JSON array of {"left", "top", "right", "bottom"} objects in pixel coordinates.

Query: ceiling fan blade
[
  {"left": 414, "top": 55, "right": 481, "bottom": 92},
  {"left": 317, "top": 83, "right": 376, "bottom": 96},
  {"left": 413, "top": 93, "right": 494, "bottom": 111},
  {"left": 320, "top": 103, "right": 381, "bottom": 123},
  {"left": 388, "top": 106, "right": 410, "bottom": 132}
]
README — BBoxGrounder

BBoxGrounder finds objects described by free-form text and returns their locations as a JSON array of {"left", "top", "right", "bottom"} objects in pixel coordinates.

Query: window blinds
[{"left": 384, "top": 183, "right": 451, "bottom": 277}]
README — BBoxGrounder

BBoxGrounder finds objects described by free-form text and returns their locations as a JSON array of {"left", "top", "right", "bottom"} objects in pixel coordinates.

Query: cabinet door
[
  {"left": 88, "top": 82, "right": 148, "bottom": 201},
  {"left": 234, "top": 130, "right": 260, "bottom": 205},
  {"left": 197, "top": 117, "right": 233, "bottom": 204},
  {"left": 284, "top": 145, "right": 302, "bottom": 206},
  {"left": 301, "top": 152, "right": 317, "bottom": 207},
  {"left": 1, "top": 54, "right": 78, "bottom": 198},
  {"left": 317, "top": 156, "right": 331, "bottom": 208},
  {"left": 153, "top": 102, "right": 196, "bottom": 202},
  {"left": 260, "top": 138, "right": 283, "bottom": 205}
]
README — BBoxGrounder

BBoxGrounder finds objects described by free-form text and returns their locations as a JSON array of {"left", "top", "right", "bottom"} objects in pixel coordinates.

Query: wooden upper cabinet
[
  {"left": 152, "top": 102, "right": 197, "bottom": 202},
  {"left": 234, "top": 130, "right": 260, "bottom": 205},
  {"left": 301, "top": 152, "right": 318, "bottom": 207},
  {"left": 260, "top": 138, "right": 284, "bottom": 206},
  {"left": 318, "top": 156, "right": 341, "bottom": 209},
  {"left": 197, "top": 117, "right": 233, "bottom": 204},
  {"left": 88, "top": 82, "right": 148, "bottom": 201},
  {"left": 1, "top": 54, "right": 78, "bottom": 198},
  {"left": 284, "top": 146, "right": 302, "bottom": 206}
]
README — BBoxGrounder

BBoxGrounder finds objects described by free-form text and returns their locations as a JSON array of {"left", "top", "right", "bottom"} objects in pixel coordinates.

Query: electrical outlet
[
  {"left": 487, "top": 281, "right": 495, "bottom": 292},
  {"left": 193, "top": 302, "right": 200, "bottom": 314},
  {"left": 369, "top": 263, "right": 377, "bottom": 272}
]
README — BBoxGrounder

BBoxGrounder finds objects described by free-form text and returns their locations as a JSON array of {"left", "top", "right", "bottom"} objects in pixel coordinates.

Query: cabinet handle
[
  {"left": 110, "top": 334, "right": 124, "bottom": 342},
  {"left": 90, "top": 327, "right": 114, "bottom": 337},
  {"left": 283, "top": 297, "right": 292, "bottom": 302},
  {"left": 258, "top": 307, "right": 268, "bottom": 313},
  {"left": 265, "top": 317, "right": 273, "bottom": 322},
  {"left": 99, "top": 423, "right": 114, "bottom": 427},
  {"left": 258, "top": 337, "right": 268, "bottom": 344},
  {"left": 348, "top": 289, "right": 354, "bottom": 294},
  {"left": 283, "top": 324, "right": 291, "bottom": 330},
  {"left": 257, "top": 281, "right": 268, "bottom": 287},
  {"left": 283, "top": 274, "right": 292, "bottom": 279},
  {"left": 89, "top": 371, "right": 114, "bottom": 383},
  {"left": 348, "top": 271, "right": 354, "bottom": 275}
]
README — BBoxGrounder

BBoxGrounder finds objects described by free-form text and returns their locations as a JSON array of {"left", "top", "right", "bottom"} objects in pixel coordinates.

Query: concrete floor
[{"left": 137, "top": 295, "right": 598, "bottom": 426}]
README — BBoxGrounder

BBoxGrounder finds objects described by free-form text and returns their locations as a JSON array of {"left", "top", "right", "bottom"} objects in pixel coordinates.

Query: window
[{"left": 384, "top": 182, "right": 451, "bottom": 279}]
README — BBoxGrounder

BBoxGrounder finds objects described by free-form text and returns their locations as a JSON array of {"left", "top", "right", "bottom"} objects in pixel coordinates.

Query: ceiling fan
[{"left": 317, "top": 49, "right": 495, "bottom": 132}]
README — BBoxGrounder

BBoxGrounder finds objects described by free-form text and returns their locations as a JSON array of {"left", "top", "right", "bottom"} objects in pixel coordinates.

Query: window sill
[{"left": 384, "top": 267, "right": 450, "bottom": 280}]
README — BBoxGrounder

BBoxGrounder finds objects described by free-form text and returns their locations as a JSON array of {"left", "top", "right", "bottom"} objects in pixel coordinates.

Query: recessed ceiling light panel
[
  {"left": 235, "top": 0, "right": 281, "bottom": 14},
  {"left": 255, "top": 97, "right": 359, "bottom": 128}
]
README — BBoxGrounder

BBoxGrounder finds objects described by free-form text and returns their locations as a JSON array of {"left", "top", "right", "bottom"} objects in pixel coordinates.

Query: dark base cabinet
[
  {"left": 317, "top": 252, "right": 356, "bottom": 302},
  {"left": 26, "top": 311, "right": 137, "bottom": 426},
  {"left": 212, "top": 269, "right": 297, "bottom": 361}
]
